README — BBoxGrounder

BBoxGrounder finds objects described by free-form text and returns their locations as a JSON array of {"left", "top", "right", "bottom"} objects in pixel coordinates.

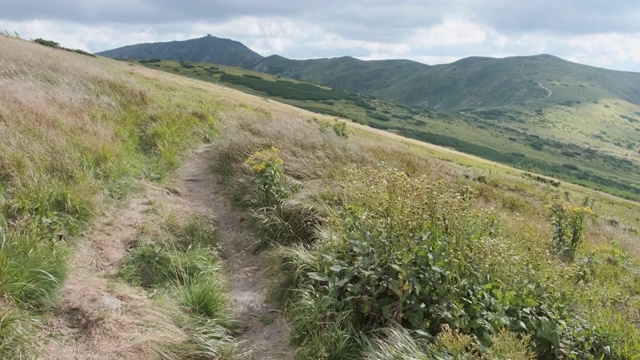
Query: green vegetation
[
  {"left": 220, "top": 73, "right": 357, "bottom": 101},
  {"left": 33, "top": 37, "right": 96, "bottom": 57},
  {"left": 136, "top": 59, "right": 640, "bottom": 202},
  {"left": 549, "top": 199, "right": 593, "bottom": 261},
  {"left": 119, "top": 213, "right": 240, "bottom": 358},
  {"left": 6, "top": 32, "right": 640, "bottom": 359},
  {"left": 214, "top": 112, "right": 640, "bottom": 359},
  {"left": 0, "top": 34, "right": 229, "bottom": 356}
]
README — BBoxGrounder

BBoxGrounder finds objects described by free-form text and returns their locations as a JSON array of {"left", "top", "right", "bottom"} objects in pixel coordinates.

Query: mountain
[
  {"left": 97, "top": 34, "right": 262, "bottom": 68},
  {"left": 98, "top": 36, "right": 640, "bottom": 111},
  {"left": 99, "top": 36, "right": 640, "bottom": 200}
]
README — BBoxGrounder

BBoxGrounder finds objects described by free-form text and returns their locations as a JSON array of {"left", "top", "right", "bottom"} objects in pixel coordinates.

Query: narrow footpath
[
  {"left": 180, "top": 145, "right": 292, "bottom": 360},
  {"left": 38, "top": 144, "right": 292, "bottom": 359}
]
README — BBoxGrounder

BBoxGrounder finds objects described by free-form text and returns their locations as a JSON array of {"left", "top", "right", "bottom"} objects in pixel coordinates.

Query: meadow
[
  {"left": 0, "top": 34, "right": 237, "bottom": 358},
  {"left": 213, "top": 111, "right": 640, "bottom": 358},
  {"left": 1, "top": 34, "right": 640, "bottom": 359}
]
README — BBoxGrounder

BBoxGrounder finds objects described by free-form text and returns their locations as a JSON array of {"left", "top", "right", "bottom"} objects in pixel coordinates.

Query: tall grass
[
  {"left": 0, "top": 310, "right": 37, "bottom": 359},
  {"left": 118, "top": 212, "right": 240, "bottom": 359},
  {"left": 0, "top": 34, "right": 226, "bottom": 356},
  {"left": 212, "top": 108, "right": 640, "bottom": 358}
]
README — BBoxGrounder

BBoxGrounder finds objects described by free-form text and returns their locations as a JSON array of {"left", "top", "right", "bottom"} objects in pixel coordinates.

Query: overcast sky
[{"left": 2, "top": 1, "right": 640, "bottom": 72}]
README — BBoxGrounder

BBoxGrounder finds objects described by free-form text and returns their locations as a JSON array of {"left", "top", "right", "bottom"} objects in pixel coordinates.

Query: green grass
[
  {"left": 212, "top": 110, "right": 640, "bottom": 359},
  {"left": 0, "top": 310, "right": 38, "bottom": 359},
  {"left": 0, "top": 34, "right": 229, "bottom": 356},
  {"left": 138, "top": 59, "right": 640, "bottom": 202},
  {"left": 119, "top": 212, "right": 240, "bottom": 359}
]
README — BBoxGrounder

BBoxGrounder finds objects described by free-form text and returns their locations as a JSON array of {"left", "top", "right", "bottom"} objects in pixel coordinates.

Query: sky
[{"left": 2, "top": 1, "right": 640, "bottom": 72}]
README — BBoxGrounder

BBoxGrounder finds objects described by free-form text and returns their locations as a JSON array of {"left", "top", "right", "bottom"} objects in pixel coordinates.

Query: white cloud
[
  {"left": 2, "top": 10, "right": 640, "bottom": 72},
  {"left": 410, "top": 20, "right": 487, "bottom": 48}
]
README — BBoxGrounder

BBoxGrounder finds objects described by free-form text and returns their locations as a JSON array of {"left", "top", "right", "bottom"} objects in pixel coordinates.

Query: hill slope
[{"left": 4, "top": 33, "right": 640, "bottom": 359}]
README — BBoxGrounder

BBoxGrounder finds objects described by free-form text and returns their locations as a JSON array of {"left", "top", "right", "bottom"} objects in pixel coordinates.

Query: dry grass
[{"left": 3, "top": 32, "right": 640, "bottom": 358}]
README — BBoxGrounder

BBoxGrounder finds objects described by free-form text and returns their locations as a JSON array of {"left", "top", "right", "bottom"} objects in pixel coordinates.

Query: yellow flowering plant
[
  {"left": 548, "top": 201, "right": 592, "bottom": 261},
  {"left": 244, "top": 146, "right": 288, "bottom": 207}
]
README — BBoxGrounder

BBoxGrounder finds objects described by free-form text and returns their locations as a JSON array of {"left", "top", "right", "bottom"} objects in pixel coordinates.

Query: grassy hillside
[
  {"left": 213, "top": 100, "right": 640, "bottom": 359},
  {"left": 133, "top": 59, "right": 640, "bottom": 202},
  {"left": 0, "top": 34, "right": 241, "bottom": 358},
  {"left": 4, "top": 34, "right": 640, "bottom": 359}
]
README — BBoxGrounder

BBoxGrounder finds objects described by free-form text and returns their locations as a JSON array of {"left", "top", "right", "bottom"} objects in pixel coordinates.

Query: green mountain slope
[
  {"left": 133, "top": 59, "right": 640, "bottom": 201},
  {"left": 98, "top": 37, "right": 640, "bottom": 111},
  {"left": 97, "top": 35, "right": 262, "bottom": 68},
  {"left": 99, "top": 37, "right": 640, "bottom": 200},
  {"left": 254, "top": 54, "right": 640, "bottom": 109}
]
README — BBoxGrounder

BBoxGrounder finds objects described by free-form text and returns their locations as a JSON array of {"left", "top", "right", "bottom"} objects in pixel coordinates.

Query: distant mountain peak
[{"left": 97, "top": 35, "right": 263, "bottom": 68}]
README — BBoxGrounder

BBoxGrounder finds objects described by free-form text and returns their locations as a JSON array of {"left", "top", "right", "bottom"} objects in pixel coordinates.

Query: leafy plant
[
  {"left": 332, "top": 120, "right": 349, "bottom": 138},
  {"left": 244, "top": 147, "right": 289, "bottom": 208},
  {"left": 549, "top": 201, "right": 592, "bottom": 261}
]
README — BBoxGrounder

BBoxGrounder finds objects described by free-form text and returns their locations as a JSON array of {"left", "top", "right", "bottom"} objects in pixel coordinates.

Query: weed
[
  {"left": 179, "top": 274, "right": 226, "bottom": 319},
  {"left": 259, "top": 314, "right": 275, "bottom": 326},
  {"left": 244, "top": 146, "right": 289, "bottom": 208},
  {"left": 549, "top": 200, "right": 592, "bottom": 261}
]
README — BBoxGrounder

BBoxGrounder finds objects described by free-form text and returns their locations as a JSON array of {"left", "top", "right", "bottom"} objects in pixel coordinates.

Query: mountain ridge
[{"left": 97, "top": 35, "right": 640, "bottom": 110}]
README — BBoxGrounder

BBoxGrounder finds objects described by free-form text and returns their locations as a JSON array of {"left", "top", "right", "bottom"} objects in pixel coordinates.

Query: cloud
[
  {"left": 410, "top": 20, "right": 487, "bottom": 47},
  {"left": 1, "top": 1, "right": 640, "bottom": 71},
  {"left": 464, "top": 1, "right": 640, "bottom": 35}
]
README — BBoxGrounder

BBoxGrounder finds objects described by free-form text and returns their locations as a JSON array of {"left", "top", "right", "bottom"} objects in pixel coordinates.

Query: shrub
[
  {"left": 244, "top": 147, "right": 289, "bottom": 208},
  {"left": 33, "top": 38, "right": 60, "bottom": 48},
  {"left": 332, "top": 120, "right": 349, "bottom": 139},
  {"left": 278, "top": 167, "right": 611, "bottom": 358},
  {"left": 549, "top": 201, "right": 592, "bottom": 261}
]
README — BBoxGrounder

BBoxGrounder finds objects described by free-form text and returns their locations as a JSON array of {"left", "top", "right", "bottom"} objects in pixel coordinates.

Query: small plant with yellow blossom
[
  {"left": 244, "top": 146, "right": 289, "bottom": 207},
  {"left": 548, "top": 201, "right": 592, "bottom": 261}
]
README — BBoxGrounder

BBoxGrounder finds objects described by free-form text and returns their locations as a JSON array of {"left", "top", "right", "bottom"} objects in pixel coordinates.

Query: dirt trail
[
  {"left": 39, "top": 144, "right": 291, "bottom": 359},
  {"left": 520, "top": 63, "right": 553, "bottom": 103},
  {"left": 39, "top": 185, "right": 188, "bottom": 359},
  {"left": 180, "top": 145, "right": 292, "bottom": 360}
]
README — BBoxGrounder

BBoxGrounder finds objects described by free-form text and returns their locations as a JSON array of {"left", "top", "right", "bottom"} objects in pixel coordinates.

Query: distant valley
[{"left": 98, "top": 35, "right": 640, "bottom": 200}]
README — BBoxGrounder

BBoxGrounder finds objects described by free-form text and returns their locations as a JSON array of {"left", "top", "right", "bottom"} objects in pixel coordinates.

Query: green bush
[
  {"left": 244, "top": 147, "right": 289, "bottom": 208},
  {"left": 278, "top": 167, "right": 611, "bottom": 358},
  {"left": 332, "top": 120, "right": 349, "bottom": 139},
  {"left": 549, "top": 201, "right": 591, "bottom": 261},
  {"left": 33, "top": 38, "right": 60, "bottom": 48}
]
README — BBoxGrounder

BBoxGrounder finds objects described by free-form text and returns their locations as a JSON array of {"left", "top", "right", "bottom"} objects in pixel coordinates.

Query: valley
[{"left": 131, "top": 58, "right": 640, "bottom": 201}]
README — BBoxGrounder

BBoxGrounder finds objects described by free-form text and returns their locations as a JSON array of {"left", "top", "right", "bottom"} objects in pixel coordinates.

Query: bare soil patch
[{"left": 39, "top": 145, "right": 291, "bottom": 359}]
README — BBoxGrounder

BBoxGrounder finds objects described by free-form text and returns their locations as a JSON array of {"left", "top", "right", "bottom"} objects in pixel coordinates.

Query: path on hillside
[
  {"left": 38, "top": 184, "right": 189, "bottom": 359},
  {"left": 520, "top": 63, "right": 553, "bottom": 103},
  {"left": 180, "top": 145, "right": 292, "bottom": 360},
  {"left": 38, "top": 145, "right": 291, "bottom": 359}
]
